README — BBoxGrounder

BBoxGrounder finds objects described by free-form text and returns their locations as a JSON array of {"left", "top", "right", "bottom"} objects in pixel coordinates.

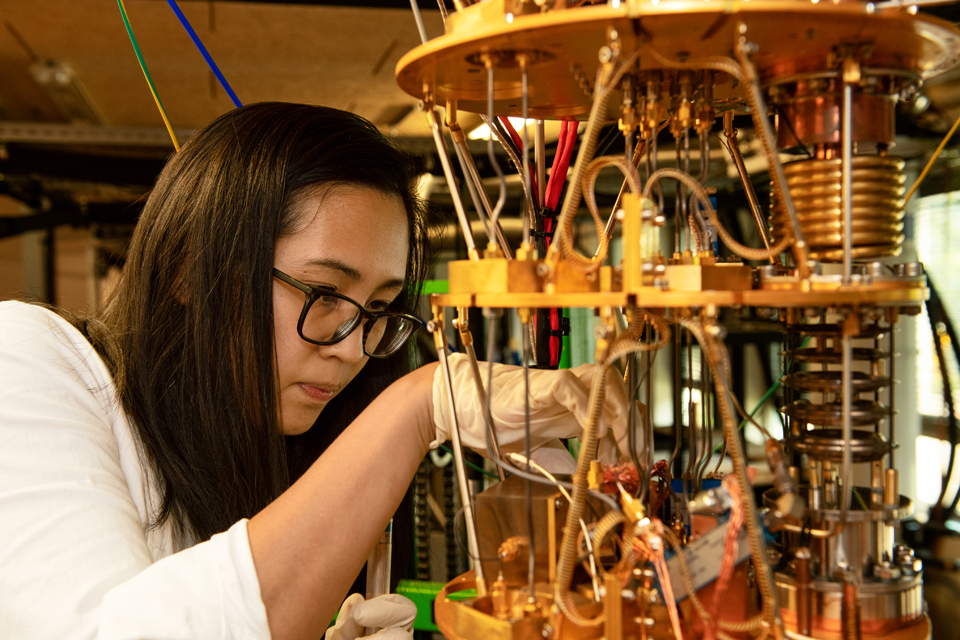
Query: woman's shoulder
[
  {"left": 0, "top": 300, "right": 116, "bottom": 406},
  {"left": 0, "top": 299, "right": 85, "bottom": 345}
]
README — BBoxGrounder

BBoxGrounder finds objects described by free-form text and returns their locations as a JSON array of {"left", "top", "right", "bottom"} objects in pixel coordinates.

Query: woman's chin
[{"left": 281, "top": 406, "right": 324, "bottom": 436}]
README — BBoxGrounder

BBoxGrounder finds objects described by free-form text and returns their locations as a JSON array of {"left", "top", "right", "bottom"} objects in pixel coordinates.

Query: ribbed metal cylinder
[{"left": 770, "top": 155, "right": 905, "bottom": 261}]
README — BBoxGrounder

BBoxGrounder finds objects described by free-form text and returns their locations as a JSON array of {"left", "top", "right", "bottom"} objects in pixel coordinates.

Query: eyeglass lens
[{"left": 302, "top": 294, "right": 413, "bottom": 356}]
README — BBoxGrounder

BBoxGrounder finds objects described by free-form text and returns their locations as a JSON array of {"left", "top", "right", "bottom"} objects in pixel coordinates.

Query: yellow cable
[
  {"left": 117, "top": 0, "right": 180, "bottom": 151},
  {"left": 904, "top": 109, "right": 960, "bottom": 205},
  {"left": 146, "top": 75, "right": 180, "bottom": 153}
]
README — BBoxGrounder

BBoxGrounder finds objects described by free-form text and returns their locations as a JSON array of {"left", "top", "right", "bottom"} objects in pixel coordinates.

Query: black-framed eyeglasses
[{"left": 273, "top": 268, "right": 422, "bottom": 358}]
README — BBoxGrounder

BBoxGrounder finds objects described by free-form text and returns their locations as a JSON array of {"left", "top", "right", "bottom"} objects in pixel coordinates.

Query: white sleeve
[{"left": 0, "top": 302, "right": 271, "bottom": 640}]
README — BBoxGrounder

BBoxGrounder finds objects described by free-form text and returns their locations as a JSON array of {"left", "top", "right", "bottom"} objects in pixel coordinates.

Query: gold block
[
  {"left": 447, "top": 259, "right": 602, "bottom": 296},
  {"left": 448, "top": 259, "right": 540, "bottom": 294},
  {"left": 663, "top": 263, "right": 753, "bottom": 292}
]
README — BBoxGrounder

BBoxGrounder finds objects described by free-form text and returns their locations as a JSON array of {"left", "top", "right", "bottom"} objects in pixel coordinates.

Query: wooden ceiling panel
[{"left": 0, "top": 0, "right": 443, "bottom": 131}]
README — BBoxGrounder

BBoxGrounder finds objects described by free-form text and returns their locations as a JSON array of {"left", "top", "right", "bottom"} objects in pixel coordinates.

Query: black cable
[
  {"left": 491, "top": 117, "right": 520, "bottom": 160},
  {"left": 925, "top": 282, "right": 958, "bottom": 520},
  {"left": 928, "top": 276, "right": 960, "bottom": 518},
  {"left": 594, "top": 124, "right": 621, "bottom": 159}
]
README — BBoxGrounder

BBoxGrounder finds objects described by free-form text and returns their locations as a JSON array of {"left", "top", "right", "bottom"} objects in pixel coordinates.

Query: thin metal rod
[
  {"left": 723, "top": 112, "right": 774, "bottom": 258},
  {"left": 486, "top": 67, "right": 508, "bottom": 234},
  {"left": 436, "top": 337, "right": 486, "bottom": 592},
  {"left": 408, "top": 0, "right": 429, "bottom": 44},
  {"left": 522, "top": 323, "right": 537, "bottom": 602},
  {"left": 889, "top": 326, "right": 895, "bottom": 469},
  {"left": 451, "top": 137, "right": 514, "bottom": 258},
  {"left": 841, "top": 330, "right": 853, "bottom": 525},
  {"left": 682, "top": 127, "right": 691, "bottom": 251},
  {"left": 464, "top": 342, "right": 507, "bottom": 481},
  {"left": 842, "top": 79, "right": 853, "bottom": 284},
  {"left": 451, "top": 138, "right": 493, "bottom": 243},
  {"left": 427, "top": 108, "right": 479, "bottom": 260},
  {"left": 675, "top": 139, "right": 683, "bottom": 253},
  {"left": 670, "top": 328, "right": 683, "bottom": 478},
  {"left": 521, "top": 60, "right": 532, "bottom": 246},
  {"left": 736, "top": 35, "right": 809, "bottom": 275},
  {"left": 536, "top": 120, "right": 546, "bottom": 208}
]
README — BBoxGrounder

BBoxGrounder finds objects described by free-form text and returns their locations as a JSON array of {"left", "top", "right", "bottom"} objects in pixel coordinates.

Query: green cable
[
  {"left": 713, "top": 335, "right": 812, "bottom": 453},
  {"left": 117, "top": 0, "right": 179, "bottom": 149},
  {"left": 439, "top": 444, "right": 499, "bottom": 479}
]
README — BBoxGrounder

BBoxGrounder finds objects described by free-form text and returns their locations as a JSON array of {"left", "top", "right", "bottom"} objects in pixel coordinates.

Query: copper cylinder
[
  {"left": 841, "top": 579, "right": 863, "bottom": 640},
  {"left": 885, "top": 468, "right": 900, "bottom": 507},
  {"left": 777, "top": 91, "right": 896, "bottom": 147},
  {"left": 796, "top": 548, "right": 813, "bottom": 636},
  {"left": 770, "top": 155, "right": 905, "bottom": 261}
]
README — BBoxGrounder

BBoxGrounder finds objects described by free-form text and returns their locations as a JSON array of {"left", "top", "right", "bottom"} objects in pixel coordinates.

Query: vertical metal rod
[
  {"left": 889, "top": 325, "right": 896, "bottom": 468},
  {"left": 841, "top": 329, "right": 853, "bottom": 524},
  {"left": 842, "top": 79, "right": 854, "bottom": 284},
  {"left": 795, "top": 547, "right": 812, "bottom": 636},
  {"left": 521, "top": 60, "right": 532, "bottom": 246},
  {"left": 536, "top": 120, "right": 546, "bottom": 209},
  {"left": 486, "top": 65, "right": 508, "bottom": 235},
  {"left": 434, "top": 323, "right": 487, "bottom": 594},
  {"left": 627, "top": 349, "right": 642, "bottom": 498},
  {"left": 427, "top": 108, "right": 479, "bottom": 260},
  {"left": 670, "top": 329, "right": 683, "bottom": 479},
  {"left": 522, "top": 323, "right": 537, "bottom": 602},
  {"left": 675, "top": 139, "right": 683, "bottom": 253},
  {"left": 683, "top": 127, "right": 691, "bottom": 249},
  {"left": 685, "top": 335, "right": 696, "bottom": 482},
  {"left": 645, "top": 330, "right": 655, "bottom": 506}
]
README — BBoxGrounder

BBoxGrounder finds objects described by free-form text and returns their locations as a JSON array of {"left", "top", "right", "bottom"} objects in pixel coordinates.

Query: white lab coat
[{"left": 0, "top": 301, "right": 270, "bottom": 639}]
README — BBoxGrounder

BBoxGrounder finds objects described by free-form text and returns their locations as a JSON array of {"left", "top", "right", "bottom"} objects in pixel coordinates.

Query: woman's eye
[
  {"left": 366, "top": 301, "right": 390, "bottom": 313},
  {"left": 314, "top": 288, "right": 340, "bottom": 308}
]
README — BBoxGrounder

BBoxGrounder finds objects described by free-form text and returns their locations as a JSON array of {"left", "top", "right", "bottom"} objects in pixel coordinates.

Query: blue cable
[{"left": 164, "top": 0, "right": 242, "bottom": 108}]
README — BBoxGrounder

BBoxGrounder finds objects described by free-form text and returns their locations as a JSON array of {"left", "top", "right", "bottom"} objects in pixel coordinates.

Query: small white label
[{"left": 663, "top": 520, "right": 751, "bottom": 602}]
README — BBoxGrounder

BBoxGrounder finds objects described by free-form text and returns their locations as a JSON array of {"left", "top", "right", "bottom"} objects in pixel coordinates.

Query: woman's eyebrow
[
  {"left": 304, "top": 258, "right": 363, "bottom": 281},
  {"left": 305, "top": 258, "right": 405, "bottom": 292}
]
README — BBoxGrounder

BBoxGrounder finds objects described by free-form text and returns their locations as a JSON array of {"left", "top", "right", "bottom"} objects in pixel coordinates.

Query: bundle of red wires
[{"left": 498, "top": 118, "right": 580, "bottom": 367}]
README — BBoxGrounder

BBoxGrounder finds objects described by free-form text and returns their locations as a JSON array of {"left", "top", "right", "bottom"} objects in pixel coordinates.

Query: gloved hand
[
  {"left": 432, "top": 353, "right": 643, "bottom": 460},
  {"left": 325, "top": 593, "right": 417, "bottom": 640}
]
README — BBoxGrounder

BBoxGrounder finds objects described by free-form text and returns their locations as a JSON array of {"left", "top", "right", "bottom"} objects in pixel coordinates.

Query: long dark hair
[{"left": 78, "top": 103, "right": 428, "bottom": 544}]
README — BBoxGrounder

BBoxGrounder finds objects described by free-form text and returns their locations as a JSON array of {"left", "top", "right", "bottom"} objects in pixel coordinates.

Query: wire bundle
[{"left": 116, "top": 0, "right": 242, "bottom": 153}]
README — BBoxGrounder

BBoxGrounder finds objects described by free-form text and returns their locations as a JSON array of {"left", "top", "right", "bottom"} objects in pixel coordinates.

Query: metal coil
[
  {"left": 770, "top": 156, "right": 905, "bottom": 261},
  {"left": 782, "top": 322, "right": 890, "bottom": 435}
]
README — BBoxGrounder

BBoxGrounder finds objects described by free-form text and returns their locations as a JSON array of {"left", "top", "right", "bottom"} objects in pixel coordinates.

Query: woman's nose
[{"left": 320, "top": 323, "right": 366, "bottom": 363}]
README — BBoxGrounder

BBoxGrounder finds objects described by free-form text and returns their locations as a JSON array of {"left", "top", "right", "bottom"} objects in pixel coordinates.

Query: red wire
[
  {"left": 544, "top": 120, "right": 569, "bottom": 210},
  {"left": 546, "top": 121, "right": 578, "bottom": 211}
]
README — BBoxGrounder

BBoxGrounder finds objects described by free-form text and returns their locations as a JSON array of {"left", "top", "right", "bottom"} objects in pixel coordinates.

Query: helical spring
[
  {"left": 770, "top": 155, "right": 905, "bottom": 261},
  {"left": 781, "top": 323, "right": 892, "bottom": 440}
]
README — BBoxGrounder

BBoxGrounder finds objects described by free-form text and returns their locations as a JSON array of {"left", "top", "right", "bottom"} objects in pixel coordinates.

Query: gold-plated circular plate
[{"left": 396, "top": 0, "right": 960, "bottom": 119}]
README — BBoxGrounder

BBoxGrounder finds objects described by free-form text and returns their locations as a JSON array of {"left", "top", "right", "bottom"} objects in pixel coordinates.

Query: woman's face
[{"left": 273, "top": 185, "right": 410, "bottom": 435}]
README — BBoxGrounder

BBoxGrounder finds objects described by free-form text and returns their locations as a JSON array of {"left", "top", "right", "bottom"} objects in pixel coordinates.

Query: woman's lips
[{"left": 298, "top": 383, "right": 336, "bottom": 403}]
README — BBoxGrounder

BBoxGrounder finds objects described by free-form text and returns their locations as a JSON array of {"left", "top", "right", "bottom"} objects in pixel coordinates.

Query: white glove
[
  {"left": 431, "top": 353, "right": 643, "bottom": 460},
  {"left": 325, "top": 593, "right": 417, "bottom": 640}
]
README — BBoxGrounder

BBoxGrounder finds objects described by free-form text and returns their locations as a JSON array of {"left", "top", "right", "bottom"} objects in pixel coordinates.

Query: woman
[{"left": 0, "top": 102, "right": 633, "bottom": 640}]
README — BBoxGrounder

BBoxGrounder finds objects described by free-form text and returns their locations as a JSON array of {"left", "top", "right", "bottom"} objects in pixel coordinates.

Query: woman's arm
[{"left": 247, "top": 362, "right": 438, "bottom": 640}]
